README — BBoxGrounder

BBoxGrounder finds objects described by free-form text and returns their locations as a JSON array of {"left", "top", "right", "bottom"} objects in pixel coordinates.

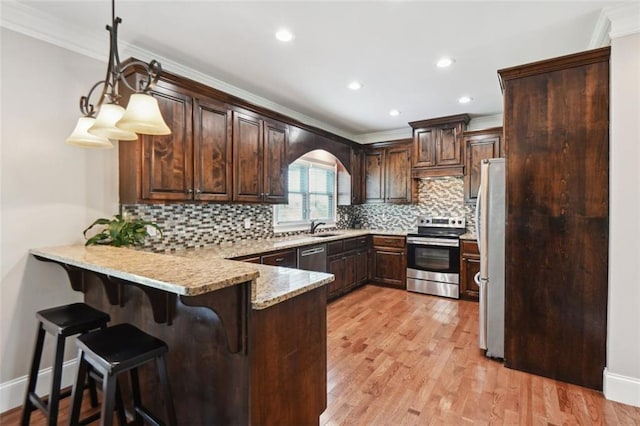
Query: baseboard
[
  {"left": 0, "top": 358, "right": 78, "bottom": 414},
  {"left": 603, "top": 368, "right": 640, "bottom": 407}
]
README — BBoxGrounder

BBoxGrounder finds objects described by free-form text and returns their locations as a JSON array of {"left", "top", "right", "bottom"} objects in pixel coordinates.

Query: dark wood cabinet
[
  {"left": 327, "top": 236, "right": 369, "bottom": 299},
  {"left": 459, "top": 239, "right": 480, "bottom": 301},
  {"left": 409, "top": 114, "right": 470, "bottom": 178},
  {"left": 233, "top": 111, "right": 288, "bottom": 204},
  {"left": 499, "top": 47, "right": 610, "bottom": 390},
  {"left": 364, "top": 141, "right": 412, "bottom": 204},
  {"left": 463, "top": 127, "right": 503, "bottom": 203},
  {"left": 371, "top": 235, "right": 406, "bottom": 289},
  {"left": 119, "top": 77, "right": 233, "bottom": 203},
  {"left": 260, "top": 249, "right": 297, "bottom": 268},
  {"left": 350, "top": 147, "right": 365, "bottom": 205}
]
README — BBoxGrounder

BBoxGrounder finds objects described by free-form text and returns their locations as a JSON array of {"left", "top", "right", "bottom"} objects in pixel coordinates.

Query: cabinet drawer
[
  {"left": 372, "top": 235, "right": 405, "bottom": 249},
  {"left": 344, "top": 236, "right": 368, "bottom": 251},
  {"left": 261, "top": 249, "right": 296, "bottom": 268},
  {"left": 233, "top": 255, "right": 261, "bottom": 264},
  {"left": 461, "top": 239, "right": 479, "bottom": 256},
  {"left": 327, "top": 240, "right": 345, "bottom": 256}
]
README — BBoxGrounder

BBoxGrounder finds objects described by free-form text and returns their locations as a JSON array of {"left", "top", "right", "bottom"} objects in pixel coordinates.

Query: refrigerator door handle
[{"left": 479, "top": 277, "right": 488, "bottom": 350}]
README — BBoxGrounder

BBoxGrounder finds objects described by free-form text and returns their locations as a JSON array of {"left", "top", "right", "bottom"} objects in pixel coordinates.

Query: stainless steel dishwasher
[{"left": 297, "top": 244, "right": 327, "bottom": 272}]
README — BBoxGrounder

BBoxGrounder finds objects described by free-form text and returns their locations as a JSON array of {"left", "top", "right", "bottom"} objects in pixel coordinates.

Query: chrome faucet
[{"left": 310, "top": 220, "right": 326, "bottom": 234}]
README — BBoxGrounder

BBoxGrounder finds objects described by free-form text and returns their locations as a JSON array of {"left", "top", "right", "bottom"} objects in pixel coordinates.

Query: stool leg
[
  {"left": 156, "top": 355, "right": 177, "bottom": 426},
  {"left": 68, "top": 351, "right": 88, "bottom": 426},
  {"left": 130, "top": 367, "right": 143, "bottom": 425},
  {"left": 101, "top": 374, "right": 118, "bottom": 426},
  {"left": 87, "top": 365, "right": 99, "bottom": 407},
  {"left": 114, "top": 381, "right": 128, "bottom": 426},
  {"left": 20, "top": 323, "right": 46, "bottom": 426},
  {"left": 47, "top": 333, "right": 66, "bottom": 426}
]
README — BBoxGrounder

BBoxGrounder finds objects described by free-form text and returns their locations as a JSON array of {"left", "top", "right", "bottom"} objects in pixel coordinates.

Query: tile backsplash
[{"left": 124, "top": 176, "right": 475, "bottom": 252}]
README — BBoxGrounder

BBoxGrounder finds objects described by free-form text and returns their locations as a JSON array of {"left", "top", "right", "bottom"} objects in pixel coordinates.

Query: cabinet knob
[
  {"left": 186, "top": 188, "right": 193, "bottom": 195},
  {"left": 196, "top": 189, "right": 202, "bottom": 195}
]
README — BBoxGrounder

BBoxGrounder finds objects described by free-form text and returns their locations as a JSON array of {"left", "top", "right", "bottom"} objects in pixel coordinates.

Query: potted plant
[{"left": 83, "top": 214, "right": 162, "bottom": 247}]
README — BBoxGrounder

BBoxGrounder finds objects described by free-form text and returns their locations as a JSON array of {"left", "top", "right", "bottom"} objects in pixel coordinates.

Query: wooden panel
[
  {"left": 233, "top": 255, "right": 261, "bottom": 264},
  {"left": 261, "top": 249, "right": 296, "bottom": 268},
  {"left": 233, "top": 112, "right": 263, "bottom": 202},
  {"left": 344, "top": 253, "right": 357, "bottom": 291},
  {"left": 384, "top": 145, "right": 412, "bottom": 204},
  {"left": 263, "top": 119, "right": 288, "bottom": 204},
  {"left": 251, "top": 287, "right": 327, "bottom": 425},
  {"left": 327, "top": 256, "right": 345, "bottom": 296},
  {"left": 463, "top": 128, "right": 502, "bottom": 203},
  {"left": 327, "top": 240, "right": 345, "bottom": 256},
  {"left": 435, "top": 123, "right": 462, "bottom": 166},
  {"left": 500, "top": 47, "right": 609, "bottom": 390},
  {"left": 350, "top": 147, "right": 364, "bottom": 204},
  {"left": 355, "top": 249, "right": 368, "bottom": 286},
  {"left": 193, "top": 98, "right": 232, "bottom": 201},
  {"left": 413, "top": 128, "right": 437, "bottom": 168},
  {"left": 372, "top": 235, "right": 405, "bottom": 249},
  {"left": 344, "top": 236, "right": 368, "bottom": 252},
  {"left": 364, "top": 149, "right": 385, "bottom": 203},
  {"left": 141, "top": 86, "right": 193, "bottom": 201}
]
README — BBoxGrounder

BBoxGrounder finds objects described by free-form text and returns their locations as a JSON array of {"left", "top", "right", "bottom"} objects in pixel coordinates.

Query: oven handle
[{"left": 407, "top": 237, "right": 459, "bottom": 247}]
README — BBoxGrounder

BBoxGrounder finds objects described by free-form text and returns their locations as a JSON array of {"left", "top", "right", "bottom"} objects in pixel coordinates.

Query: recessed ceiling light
[
  {"left": 275, "top": 28, "right": 294, "bottom": 42},
  {"left": 437, "top": 57, "right": 454, "bottom": 68},
  {"left": 458, "top": 96, "right": 473, "bottom": 104},
  {"left": 347, "top": 81, "right": 363, "bottom": 91},
  {"left": 389, "top": 109, "right": 400, "bottom": 117}
]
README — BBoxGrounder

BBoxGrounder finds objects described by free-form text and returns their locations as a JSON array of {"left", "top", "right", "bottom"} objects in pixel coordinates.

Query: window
[{"left": 274, "top": 158, "right": 336, "bottom": 231}]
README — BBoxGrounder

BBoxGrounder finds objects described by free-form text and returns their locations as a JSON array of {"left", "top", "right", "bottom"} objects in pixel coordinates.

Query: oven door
[{"left": 406, "top": 237, "right": 460, "bottom": 276}]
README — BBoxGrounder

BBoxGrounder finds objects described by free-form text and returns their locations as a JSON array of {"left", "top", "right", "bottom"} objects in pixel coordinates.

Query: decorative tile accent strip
[{"left": 123, "top": 177, "right": 476, "bottom": 252}]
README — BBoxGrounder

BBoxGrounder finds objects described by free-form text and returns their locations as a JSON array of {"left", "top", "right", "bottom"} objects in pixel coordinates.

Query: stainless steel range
[{"left": 406, "top": 215, "right": 466, "bottom": 299}]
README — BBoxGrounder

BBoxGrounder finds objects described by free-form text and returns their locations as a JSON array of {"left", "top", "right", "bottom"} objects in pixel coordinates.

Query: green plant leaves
[{"left": 83, "top": 214, "right": 163, "bottom": 247}]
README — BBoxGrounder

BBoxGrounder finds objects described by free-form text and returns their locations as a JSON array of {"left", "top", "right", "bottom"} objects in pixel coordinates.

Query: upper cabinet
[
  {"left": 233, "top": 111, "right": 288, "bottom": 204},
  {"left": 364, "top": 140, "right": 412, "bottom": 204},
  {"left": 463, "top": 127, "right": 503, "bottom": 203},
  {"left": 409, "top": 114, "right": 470, "bottom": 178},
  {"left": 119, "top": 76, "right": 233, "bottom": 204}
]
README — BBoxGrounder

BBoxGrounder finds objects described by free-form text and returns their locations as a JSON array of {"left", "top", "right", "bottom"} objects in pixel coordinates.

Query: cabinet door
[
  {"left": 372, "top": 249, "right": 406, "bottom": 288},
  {"left": 350, "top": 147, "right": 364, "bottom": 204},
  {"left": 435, "top": 123, "right": 463, "bottom": 166},
  {"left": 327, "top": 256, "right": 345, "bottom": 297},
  {"left": 384, "top": 145, "right": 412, "bottom": 203},
  {"left": 464, "top": 132, "right": 502, "bottom": 203},
  {"left": 141, "top": 86, "right": 193, "bottom": 201},
  {"left": 413, "top": 127, "right": 437, "bottom": 168},
  {"left": 460, "top": 254, "right": 481, "bottom": 301},
  {"left": 261, "top": 249, "right": 296, "bottom": 268},
  {"left": 263, "top": 119, "right": 288, "bottom": 204},
  {"left": 193, "top": 98, "right": 232, "bottom": 201},
  {"left": 344, "top": 253, "right": 357, "bottom": 290},
  {"left": 233, "top": 112, "right": 264, "bottom": 202},
  {"left": 355, "top": 249, "right": 368, "bottom": 285},
  {"left": 364, "top": 149, "right": 385, "bottom": 203}
]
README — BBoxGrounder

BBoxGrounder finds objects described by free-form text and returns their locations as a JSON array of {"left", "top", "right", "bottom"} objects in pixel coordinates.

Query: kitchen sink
[{"left": 312, "top": 233, "right": 341, "bottom": 238}]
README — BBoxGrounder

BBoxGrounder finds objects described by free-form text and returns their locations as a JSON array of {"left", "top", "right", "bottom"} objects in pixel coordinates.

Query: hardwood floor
[
  {"left": 320, "top": 285, "right": 640, "bottom": 425},
  {"left": 3, "top": 284, "right": 640, "bottom": 425}
]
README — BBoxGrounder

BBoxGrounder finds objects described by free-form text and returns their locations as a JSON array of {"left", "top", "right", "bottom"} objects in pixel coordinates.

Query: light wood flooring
[
  {"left": 3, "top": 284, "right": 640, "bottom": 425},
  {"left": 320, "top": 285, "right": 640, "bottom": 425}
]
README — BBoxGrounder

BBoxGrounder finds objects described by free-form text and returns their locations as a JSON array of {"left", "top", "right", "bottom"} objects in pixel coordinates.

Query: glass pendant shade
[
  {"left": 116, "top": 94, "right": 171, "bottom": 135},
  {"left": 66, "top": 117, "right": 113, "bottom": 149},
  {"left": 88, "top": 103, "right": 138, "bottom": 140}
]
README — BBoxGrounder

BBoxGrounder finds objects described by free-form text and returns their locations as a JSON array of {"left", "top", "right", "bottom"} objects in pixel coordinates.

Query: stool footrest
[{"left": 135, "top": 405, "right": 163, "bottom": 426}]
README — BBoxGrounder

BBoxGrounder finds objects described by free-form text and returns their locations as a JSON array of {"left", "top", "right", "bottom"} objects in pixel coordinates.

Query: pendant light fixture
[{"left": 66, "top": 0, "right": 171, "bottom": 148}]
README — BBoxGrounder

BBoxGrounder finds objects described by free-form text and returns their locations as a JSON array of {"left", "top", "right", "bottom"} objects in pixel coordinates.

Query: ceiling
[{"left": 8, "top": 1, "right": 617, "bottom": 140}]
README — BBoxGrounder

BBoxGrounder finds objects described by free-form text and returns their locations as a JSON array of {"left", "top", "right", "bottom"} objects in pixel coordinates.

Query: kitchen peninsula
[{"left": 30, "top": 245, "right": 333, "bottom": 425}]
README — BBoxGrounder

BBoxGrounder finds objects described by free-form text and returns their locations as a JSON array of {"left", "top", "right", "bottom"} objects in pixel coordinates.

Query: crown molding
[
  {"left": 354, "top": 127, "right": 412, "bottom": 144},
  {"left": 0, "top": 0, "right": 356, "bottom": 141},
  {"left": 589, "top": 8, "right": 611, "bottom": 48},
  {"left": 605, "top": 2, "right": 640, "bottom": 39}
]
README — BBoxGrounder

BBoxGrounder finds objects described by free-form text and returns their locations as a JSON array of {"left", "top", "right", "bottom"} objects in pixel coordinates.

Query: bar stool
[
  {"left": 69, "top": 323, "right": 177, "bottom": 426},
  {"left": 21, "top": 303, "right": 110, "bottom": 426}
]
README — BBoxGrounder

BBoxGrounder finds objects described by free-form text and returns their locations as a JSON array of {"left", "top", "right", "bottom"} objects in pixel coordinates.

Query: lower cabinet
[
  {"left": 459, "top": 239, "right": 480, "bottom": 301},
  {"left": 371, "top": 235, "right": 406, "bottom": 289},
  {"left": 326, "top": 236, "right": 369, "bottom": 299},
  {"left": 234, "top": 249, "right": 297, "bottom": 268}
]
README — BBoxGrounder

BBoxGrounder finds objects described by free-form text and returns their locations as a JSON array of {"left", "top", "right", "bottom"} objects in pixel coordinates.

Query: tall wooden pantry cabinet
[{"left": 498, "top": 47, "right": 610, "bottom": 390}]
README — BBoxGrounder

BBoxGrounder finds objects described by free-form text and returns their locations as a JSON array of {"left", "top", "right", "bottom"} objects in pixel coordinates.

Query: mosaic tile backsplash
[{"left": 124, "top": 176, "right": 475, "bottom": 252}]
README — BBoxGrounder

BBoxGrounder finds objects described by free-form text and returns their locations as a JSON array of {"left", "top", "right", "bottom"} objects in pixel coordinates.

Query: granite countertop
[
  {"left": 177, "top": 229, "right": 409, "bottom": 260},
  {"left": 459, "top": 232, "right": 477, "bottom": 241}
]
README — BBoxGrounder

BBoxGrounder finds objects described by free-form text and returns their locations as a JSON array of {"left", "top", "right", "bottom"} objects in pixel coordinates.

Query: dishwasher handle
[{"left": 300, "top": 247, "right": 325, "bottom": 257}]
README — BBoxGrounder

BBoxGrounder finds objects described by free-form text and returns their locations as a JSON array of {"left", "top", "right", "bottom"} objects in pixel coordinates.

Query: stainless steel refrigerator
[{"left": 474, "top": 158, "right": 505, "bottom": 359}]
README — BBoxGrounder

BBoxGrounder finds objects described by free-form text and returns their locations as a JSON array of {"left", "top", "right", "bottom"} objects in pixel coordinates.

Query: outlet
[
  {"left": 146, "top": 224, "right": 158, "bottom": 237},
  {"left": 243, "top": 218, "right": 251, "bottom": 229}
]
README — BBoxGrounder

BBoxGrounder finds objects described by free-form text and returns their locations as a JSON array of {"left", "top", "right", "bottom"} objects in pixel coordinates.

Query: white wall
[
  {"left": 0, "top": 28, "right": 119, "bottom": 411},
  {"left": 605, "top": 31, "right": 640, "bottom": 407}
]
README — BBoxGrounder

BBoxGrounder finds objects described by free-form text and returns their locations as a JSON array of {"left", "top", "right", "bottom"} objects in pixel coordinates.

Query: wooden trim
[
  {"left": 462, "top": 126, "right": 503, "bottom": 137},
  {"left": 408, "top": 113, "right": 470, "bottom": 129},
  {"left": 497, "top": 46, "right": 611, "bottom": 89},
  {"left": 366, "top": 139, "right": 412, "bottom": 149},
  {"left": 412, "top": 165, "right": 464, "bottom": 178}
]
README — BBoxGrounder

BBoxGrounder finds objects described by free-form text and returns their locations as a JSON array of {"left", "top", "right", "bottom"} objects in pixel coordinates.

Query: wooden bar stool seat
[
  {"left": 69, "top": 323, "right": 177, "bottom": 426},
  {"left": 21, "top": 303, "right": 110, "bottom": 426}
]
